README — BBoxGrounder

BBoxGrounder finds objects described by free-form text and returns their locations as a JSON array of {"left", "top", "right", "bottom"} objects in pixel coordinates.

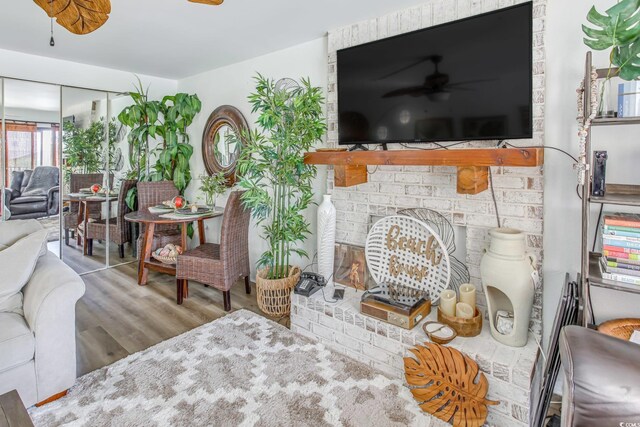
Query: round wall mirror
[{"left": 202, "top": 105, "right": 249, "bottom": 185}]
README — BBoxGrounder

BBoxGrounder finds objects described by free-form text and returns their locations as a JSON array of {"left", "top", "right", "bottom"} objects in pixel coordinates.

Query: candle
[
  {"left": 459, "top": 284, "right": 476, "bottom": 310},
  {"left": 456, "top": 302, "right": 474, "bottom": 319},
  {"left": 439, "top": 290, "right": 457, "bottom": 317}
]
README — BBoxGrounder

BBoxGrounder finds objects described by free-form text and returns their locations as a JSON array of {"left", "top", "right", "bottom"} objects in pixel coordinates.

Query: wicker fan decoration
[
  {"left": 34, "top": 0, "right": 224, "bottom": 36},
  {"left": 404, "top": 342, "right": 499, "bottom": 427}
]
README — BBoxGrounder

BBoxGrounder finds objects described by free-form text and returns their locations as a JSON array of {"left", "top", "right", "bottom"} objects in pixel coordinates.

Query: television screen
[{"left": 337, "top": 3, "right": 532, "bottom": 145}]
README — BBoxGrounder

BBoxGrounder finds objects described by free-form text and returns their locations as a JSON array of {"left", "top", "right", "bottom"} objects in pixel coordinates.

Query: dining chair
[
  {"left": 63, "top": 173, "right": 107, "bottom": 245},
  {"left": 86, "top": 180, "right": 137, "bottom": 258},
  {"left": 176, "top": 191, "right": 251, "bottom": 310},
  {"left": 136, "top": 181, "right": 182, "bottom": 255}
]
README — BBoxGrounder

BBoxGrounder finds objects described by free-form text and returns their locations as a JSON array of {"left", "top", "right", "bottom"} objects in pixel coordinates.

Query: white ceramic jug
[{"left": 480, "top": 228, "right": 536, "bottom": 347}]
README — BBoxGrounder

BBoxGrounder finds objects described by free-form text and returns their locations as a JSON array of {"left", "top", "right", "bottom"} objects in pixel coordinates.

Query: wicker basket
[
  {"left": 256, "top": 266, "right": 301, "bottom": 317},
  {"left": 598, "top": 318, "right": 640, "bottom": 341},
  {"left": 151, "top": 253, "right": 177, "bottom": 265}
]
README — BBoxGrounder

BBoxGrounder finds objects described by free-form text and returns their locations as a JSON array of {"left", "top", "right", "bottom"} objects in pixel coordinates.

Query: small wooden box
[
  {"left": 437, "top": 307, "right": 483, "bottom": 337},
  {"left": 361, "top": 298, "right": 431, "bottom": 330}
]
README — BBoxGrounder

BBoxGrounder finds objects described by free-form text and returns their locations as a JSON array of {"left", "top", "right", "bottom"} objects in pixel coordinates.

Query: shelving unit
[
  {"left": 580, "top": 53, "right": 640, "bottom": 325},
  {"left": 304, "top": 147, "right": 544, "bottom": 194}
]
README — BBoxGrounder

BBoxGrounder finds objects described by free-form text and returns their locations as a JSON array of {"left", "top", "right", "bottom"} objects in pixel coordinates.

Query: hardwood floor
[{"left": 75, "top": 262, "right": 282, "bottom": 376}]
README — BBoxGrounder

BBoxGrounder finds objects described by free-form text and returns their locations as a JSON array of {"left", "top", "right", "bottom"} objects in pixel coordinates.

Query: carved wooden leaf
[
  {"left": 404, "top": 343, "right": 499, "bottom": 427},
  {"left": 188, "top": 0, "right": 224, "bottom": 5},
  {"left": 33, "top": 0, "right": 111, "bottom": 35}
]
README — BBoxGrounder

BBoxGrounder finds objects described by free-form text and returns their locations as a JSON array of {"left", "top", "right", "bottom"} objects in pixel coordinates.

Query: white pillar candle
[
  {"left": 456, "top": 302, "right": 474, "bottom": 319},
  {"left": 439, "top": 290, "right": 457, "bottom": 317},
  {"left": 459, "top": 284, "right": 477, "bottom": 310}
]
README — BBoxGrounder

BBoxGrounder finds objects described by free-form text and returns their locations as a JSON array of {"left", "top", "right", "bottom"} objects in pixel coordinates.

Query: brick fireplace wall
[{"left": 325, "top": 0, "right": 546, "bottom": 335}]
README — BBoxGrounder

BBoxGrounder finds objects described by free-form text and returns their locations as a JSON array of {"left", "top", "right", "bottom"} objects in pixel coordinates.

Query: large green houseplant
[
  {"left": 583, "top": 0, "right": 640, "bottom": 81},
  {"left": 237, "top": 75, "right": 325, "bottom": 314},
  {"left": 118, "top": 81, "right": 202, "bottom": 209},
  {"left": 62, "top": 117, "right": 118, "bottom": 184}
]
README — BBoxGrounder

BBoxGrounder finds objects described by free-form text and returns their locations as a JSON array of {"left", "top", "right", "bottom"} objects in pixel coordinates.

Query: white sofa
[{"left": 0, "top": 247, "right": 85, "bottom": 407}]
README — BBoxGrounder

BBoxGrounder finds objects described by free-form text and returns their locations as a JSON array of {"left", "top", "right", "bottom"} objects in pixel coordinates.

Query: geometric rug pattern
[{"left": 30, "top": 310, "right": 437, "bottom": 426}]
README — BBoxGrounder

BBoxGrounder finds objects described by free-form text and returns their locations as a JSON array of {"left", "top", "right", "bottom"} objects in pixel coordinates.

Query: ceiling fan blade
[
  {"left": 446, "top": 78, "right": 497, "bottom": 87},
  {"left": 33, "top": 0, "right": 111, "bottom": 35},
  {"left": 378, "top": 56, "right": 435, "bottom": 80},
  {"left": 188, "top": 0, "right": 224, "bottom": 4}
]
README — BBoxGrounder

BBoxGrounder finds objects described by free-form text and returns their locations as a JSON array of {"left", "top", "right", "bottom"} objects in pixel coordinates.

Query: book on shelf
[
  {"left": 603, "top": 236, "right": 640, "bottom": 250},
  {"left": 604, "top": 213, "right": 640, "bottom": 228},
  {"left": 604, "top": 225, "right": 640, "bottom": 233},
  {"left": 603, "top": 245, "right": 640, "bottom": 256},
  {"left": 603, "top": 227, "right": 640, "bottom": 239},
  {"left": 606, "top": 260, "right": 640, "bottom": 271},
  {"left": 599, "top": 257, "right": 640, "bottom": 285},
  {"left": 606, "top": 255, "right": 640, "bottom": 266}
]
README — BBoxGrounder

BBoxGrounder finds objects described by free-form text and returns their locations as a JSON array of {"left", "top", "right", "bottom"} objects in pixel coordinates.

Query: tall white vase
[
  {"left": 480, "top": 228, "right": 536, "bottom": 347},
  {"left": 317, "top": 194, "right": 336, "bottom": 283}
]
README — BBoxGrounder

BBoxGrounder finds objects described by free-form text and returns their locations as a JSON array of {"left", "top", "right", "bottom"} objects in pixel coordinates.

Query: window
[{"left": 3, "top": 122, "right": 59, "bottom": 183}]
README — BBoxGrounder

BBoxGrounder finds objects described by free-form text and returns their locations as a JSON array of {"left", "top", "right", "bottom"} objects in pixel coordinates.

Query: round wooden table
[
  {"left": 124, "top": 209, "right": 223, "bottom": 286},
  {"left": 64, "top": 193, "right": 118, "bottom": 255}
]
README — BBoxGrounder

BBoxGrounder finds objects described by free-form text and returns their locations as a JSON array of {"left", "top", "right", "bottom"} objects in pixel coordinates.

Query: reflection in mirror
[
  {"left": 214, "top": 124, "right": 240, "bottom": 168},
  {"left": 61, "top": 87, "right": 111, "bottom": 274},
  {"left": 1, "top": 79, "right": 61, "bottom": 256},
  {"left": 107, "top": 92, "right": 138, "bottom": 268}
]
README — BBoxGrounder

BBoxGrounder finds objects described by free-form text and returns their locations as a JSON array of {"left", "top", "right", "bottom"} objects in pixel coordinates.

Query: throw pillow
[
  {"left": 0, "top": 229, "right": 49, "bottom": 316},
  {"left": 0, "top": 219, "right": 44, "bottom": 248}
]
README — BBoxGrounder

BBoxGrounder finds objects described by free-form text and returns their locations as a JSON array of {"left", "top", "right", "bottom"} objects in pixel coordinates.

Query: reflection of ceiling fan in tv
[
  {"left": 34, "top": 0, "right": 224, "bottom": 36},
  {"left": 382, "top": 55, "right": 492, "bottom": 102}
]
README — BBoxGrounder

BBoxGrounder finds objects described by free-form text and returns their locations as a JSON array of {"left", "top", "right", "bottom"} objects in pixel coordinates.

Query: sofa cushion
[
  {"left": 0, "top": 219, "right": 44, "bottom": 249},
  {"left": 0, "top": 229, "right": 49, "bottom": 315},
  {"left": 0, "top": 312, "right": 35, "bottom": 374},
  {"left": 10, "top": 195, "right": 48, "bottom": 205},
  {"left": 22, "top": 167, "right": 58, "bottom": 197}
]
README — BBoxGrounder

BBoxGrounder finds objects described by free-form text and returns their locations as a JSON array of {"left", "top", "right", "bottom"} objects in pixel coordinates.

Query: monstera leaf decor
[
  {"left": 34, "top": 0, "right": 111, "bottom": 35},
  {"left": 404, "top": 343, "right": 498, "bottom": 427},
  {"left": 582, "top": 0, "right": 640, "bottom": 80}
]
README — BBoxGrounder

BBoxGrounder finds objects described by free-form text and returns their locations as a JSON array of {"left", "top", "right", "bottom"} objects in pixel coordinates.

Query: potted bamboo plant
[{"left": 237, "top": 75, "right": 326, "bottom": 316}]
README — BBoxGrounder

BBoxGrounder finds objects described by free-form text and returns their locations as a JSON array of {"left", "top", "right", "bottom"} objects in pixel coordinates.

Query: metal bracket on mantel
[{"left": 303, "top": 148, "right": 544, "bottom": 195}]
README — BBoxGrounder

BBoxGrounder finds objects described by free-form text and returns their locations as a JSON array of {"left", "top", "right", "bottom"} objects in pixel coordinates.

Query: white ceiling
[
  {"left": 0, "top": 0, "right": 427, "bottom": 80},
  {"left": 3, "top": 79, "right": 59, "bottom": 111}
]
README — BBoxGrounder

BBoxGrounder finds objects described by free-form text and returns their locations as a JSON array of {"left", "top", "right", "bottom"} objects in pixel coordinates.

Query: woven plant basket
[
  {"left": 256, "top": 266, "right": 301, "bottom": 317},
  {"left": 598, "top": 318, "right": 640, "bottom": 341}
]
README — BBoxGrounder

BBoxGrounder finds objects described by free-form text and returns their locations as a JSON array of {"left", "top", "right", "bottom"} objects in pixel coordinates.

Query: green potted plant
[
  {"left": 583, "top": 0, "right": 640, "bottom": 115},
  {"left": 237, "top": 74, "right": 326, "bottom": 316},
  {"left": 118, "top": 80, "right": 202, "bottom": 211},
  {"left": 199, "top": 172, "right": 228, "bottom": 208}
]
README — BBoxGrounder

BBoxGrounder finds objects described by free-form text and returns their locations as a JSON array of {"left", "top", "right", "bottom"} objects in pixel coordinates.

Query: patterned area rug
[
  {"left": 30, "top": 310, "right": 436, "bottom": 427},
  {"left": 37, "top": 216, "right": 60, "bottom": 242}
]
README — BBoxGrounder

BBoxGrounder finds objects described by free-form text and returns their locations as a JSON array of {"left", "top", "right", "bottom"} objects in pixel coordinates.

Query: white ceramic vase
[
  {"left": 317, "top": 194, "right": 336, "bottom": 283},
  {"left": 480, "top": 228, "right": 536, "bottom": 347}
]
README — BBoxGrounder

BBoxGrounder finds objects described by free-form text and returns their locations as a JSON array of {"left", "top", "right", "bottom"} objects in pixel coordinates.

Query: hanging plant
[{"left": 583, "top": 0, "right": 640, "bottom": 80}]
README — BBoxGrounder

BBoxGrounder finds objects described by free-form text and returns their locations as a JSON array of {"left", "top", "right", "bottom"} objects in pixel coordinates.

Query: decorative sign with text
[{"left": 366, "top": 216, "right": 451, "bottom": 302}]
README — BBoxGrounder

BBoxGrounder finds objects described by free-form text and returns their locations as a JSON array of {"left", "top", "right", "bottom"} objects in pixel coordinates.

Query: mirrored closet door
[
  {"left": 1, "top": 78, "right": 61, "bottom": 255},
  {"left": 61, "top": 87, "right": 112, "bottom": 274}
]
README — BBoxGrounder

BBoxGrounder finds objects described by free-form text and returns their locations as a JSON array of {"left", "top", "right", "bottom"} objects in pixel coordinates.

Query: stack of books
[{"left": 600, "top": 213, "right": 640, "bottom": 285}]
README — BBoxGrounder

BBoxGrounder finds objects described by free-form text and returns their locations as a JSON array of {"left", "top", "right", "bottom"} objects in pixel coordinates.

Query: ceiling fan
[
  {"left": 382, "top": 55, "right": 490, "bottom": 102},
  {"left": 33, "top": 0, "right": 224, "bottom": 36}
]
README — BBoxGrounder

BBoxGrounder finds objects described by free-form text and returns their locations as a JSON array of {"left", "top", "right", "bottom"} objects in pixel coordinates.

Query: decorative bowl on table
[{"left": 151, "top": 244, "right": 184, "bottom": 265}]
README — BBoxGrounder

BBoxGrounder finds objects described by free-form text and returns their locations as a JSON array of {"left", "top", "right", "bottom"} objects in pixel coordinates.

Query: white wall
[
  {"left": 178, "top": 38, "right": 329, "bottom": 280},
  {"left": 3, "top": 107, "right": 58, "bottom": 123},
  {"left": 0, "top": 48, "right": 176, "bottom": 98},
  {"left": 545, "top": 0, "right": 640, "bottom": 329}
]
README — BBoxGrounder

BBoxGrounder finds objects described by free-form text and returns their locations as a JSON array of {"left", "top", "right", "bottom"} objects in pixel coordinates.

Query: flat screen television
[{"left": 337, "top": 2, "right": 532, "bottom": 146}]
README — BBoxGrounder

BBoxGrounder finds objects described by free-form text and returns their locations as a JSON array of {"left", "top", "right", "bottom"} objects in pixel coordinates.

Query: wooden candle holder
[{"left": 437, "top": 307, "right": 483, "bottom": 337}]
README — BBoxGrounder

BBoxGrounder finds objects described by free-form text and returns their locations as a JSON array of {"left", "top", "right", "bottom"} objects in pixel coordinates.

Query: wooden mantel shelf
[{"left": 304, "top": 148, "right": 544, "bottom": 194}]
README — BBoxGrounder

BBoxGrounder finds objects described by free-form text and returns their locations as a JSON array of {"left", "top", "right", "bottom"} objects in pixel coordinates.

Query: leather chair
[
  {"left": 176, "top": 191, "right": 251, "bottom": 310},
  {"left": 560, "top": 325, "right": 640, "bottom": 427},
  {"left": 4, "top": 167, "right": 59, "bottom": 220}
]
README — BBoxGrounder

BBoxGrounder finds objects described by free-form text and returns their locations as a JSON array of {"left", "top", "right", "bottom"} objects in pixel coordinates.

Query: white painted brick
[
  {"left": 369, "top": 193, "right": 394, "bottom": 205},
  {"left": 378, "top": 183, "right": 406, "bottom": 194},
  {"left": 394, "top": 173, "right": 421, "bottom": 184},
  {"left": 421, "top": 198, "right": 453, "bottom": 211},
  {"left": 311, "top": 323, "right": 335, "bottom": 341},
  {"left": 395, "top": 196, "right": 423, "bottom": 207},
  {"left": 334, "top": 331, "right": 363, "bottom": 353},
  {"left": 319, "top": 314, "right": 345, "bottom": 333},
  {"left": 344, "top": 322, "right": 373, "bottom": 344},
  {"left": 373, "top": 334, "right": 405, "bottom": 356},
  {"left": 405, "top": 185, "right": 434, "bottom": 197},
  {"left": 362, "top": 342, "right": 394, "bottom": 364}
]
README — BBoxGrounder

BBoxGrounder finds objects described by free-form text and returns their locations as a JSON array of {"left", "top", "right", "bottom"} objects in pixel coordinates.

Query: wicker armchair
[
  {"left": 136, "top": 181, "right": 182, "bottom": 256},
  {"left": 86, "top": 180, "right": 137, "bottom": 258},
  {"left": 176, "top": 191, "right": 251, "bottom": 310},
  {"left": 63, "top": 173, "right": 110, "bottom": 245}
]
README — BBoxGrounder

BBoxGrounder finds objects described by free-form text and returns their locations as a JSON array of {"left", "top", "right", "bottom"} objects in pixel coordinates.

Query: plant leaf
[{"left": 33, "top": 0, "right": 111, "bottom": 35}]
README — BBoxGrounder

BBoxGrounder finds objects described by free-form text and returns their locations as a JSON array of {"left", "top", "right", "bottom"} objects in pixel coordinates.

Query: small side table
[{"left": 0, "top": 390, "right": 34, "bottom": 427}]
